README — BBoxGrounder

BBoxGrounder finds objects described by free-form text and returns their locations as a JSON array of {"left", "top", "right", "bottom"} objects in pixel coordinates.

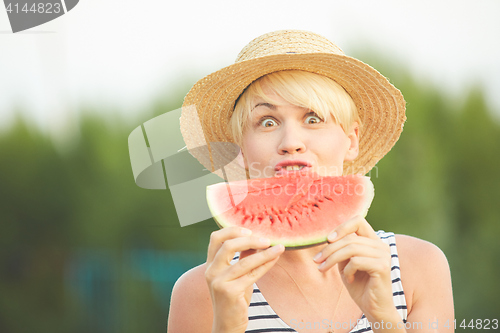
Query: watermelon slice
[{"left": 206, "top": 171, "right": 374, "bottom": 249}]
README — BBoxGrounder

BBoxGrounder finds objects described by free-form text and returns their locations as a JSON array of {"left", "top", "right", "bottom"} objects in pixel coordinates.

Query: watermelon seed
[
  {"left": 324, "top": 195, "right": 333, "bottom": 201},
  {"left": 313, "top": 203, "right": 319, "bottom": 208}
]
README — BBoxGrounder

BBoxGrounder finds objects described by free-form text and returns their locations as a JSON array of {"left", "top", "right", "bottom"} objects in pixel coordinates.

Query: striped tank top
[{"left": 231, "top": 231, "right": 407, "bottom": 333}]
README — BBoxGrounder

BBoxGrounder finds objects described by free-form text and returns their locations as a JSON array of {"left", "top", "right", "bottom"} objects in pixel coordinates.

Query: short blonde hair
[{"left": 230, "top": 70, "right": 360, "bottom": 145}]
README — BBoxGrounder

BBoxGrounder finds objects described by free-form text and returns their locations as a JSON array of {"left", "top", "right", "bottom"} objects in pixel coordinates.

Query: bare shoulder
[
  {"left": 395, "top": 234, "right": 450, "bottom": 270},
  {"left": 167, "top": 263, "right": 213, "bottom": 332},
  {"left": 394, "top": 234, "right": 453, "bottom": 315}
]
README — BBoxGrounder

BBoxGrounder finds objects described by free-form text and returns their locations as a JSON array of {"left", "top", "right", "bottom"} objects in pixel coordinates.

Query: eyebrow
[{"left": 252, "top": 102, "right": 276, "bottom": 111}]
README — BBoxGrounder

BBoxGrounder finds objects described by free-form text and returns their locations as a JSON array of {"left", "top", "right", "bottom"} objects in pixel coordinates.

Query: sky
[{"left": 1, "top": 0, "right": 499, "bottom": 135}]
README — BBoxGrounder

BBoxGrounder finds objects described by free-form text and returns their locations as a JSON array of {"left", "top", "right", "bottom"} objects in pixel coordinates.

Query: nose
[{"left": 278, "top": 124, "right": 306, "bottom": 155}]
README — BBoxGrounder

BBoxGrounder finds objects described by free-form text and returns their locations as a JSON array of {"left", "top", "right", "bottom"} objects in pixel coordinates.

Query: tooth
[{"left": 283, "top": 165, "right": 305, "bottom": 171}]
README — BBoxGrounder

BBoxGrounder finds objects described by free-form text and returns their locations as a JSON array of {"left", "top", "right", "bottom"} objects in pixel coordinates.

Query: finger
[
  {"left": 317, "top": 242, "right": 385, "bottom": 272},
  {"left": 224, "top": 244, "right": 285, "bottom": 280},
  {"left": 327, "top": 215, "right": 378, "bottom": 243},
  {"left": 209, "top": 236, "right": 272, "bottom": 274},
  {"left": 207, "top": 227, "right": 252, "bottom": 263},
  {"left": 213, "top": 252, "right": 283, "bottom": 304},
  {"left": 232, "top": 245, "right": 285, "bottom": 285},
  {"left": 241, "top": 244, "right": 277, "bottom": 260},
  {"left": 341, "top": 256, "right": 390, "bottom": 284},
  {"left": 240, "top": 249, "right": 258, "bottom": 260},
  {"left": 314, "top": 234, "right": 386, "bottom": 264}
]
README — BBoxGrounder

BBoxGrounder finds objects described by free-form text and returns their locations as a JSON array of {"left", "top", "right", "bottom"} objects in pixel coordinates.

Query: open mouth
[
  {"left": 282, "top": 165, "right": 306, "bottom": 171},
  {"left": 274, "top": 160, "right": 312, "bottom": 175}
]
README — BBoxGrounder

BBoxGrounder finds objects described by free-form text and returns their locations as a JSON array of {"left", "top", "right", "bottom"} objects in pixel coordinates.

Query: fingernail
[
  {"left": 318, "top": 261, "right": 326, "bottom": 270},
  {"left": 241, "top": 228, "right": 252, "bottom": 235},
  {"left": 313, "top": 252, "right": 322, "bottom": 262},
  {"left": 328, "top": 231, "right": 337, "bottom": 242}
]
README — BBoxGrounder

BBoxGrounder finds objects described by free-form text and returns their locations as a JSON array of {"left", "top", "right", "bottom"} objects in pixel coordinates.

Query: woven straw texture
[{"left": 180, "top": 30, "right": 406, "bottom": 181}]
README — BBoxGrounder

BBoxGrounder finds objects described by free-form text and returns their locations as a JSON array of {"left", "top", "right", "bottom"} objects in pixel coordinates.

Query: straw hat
[{"left": 180, "top": 30, "right": 406, "bottom": 181}]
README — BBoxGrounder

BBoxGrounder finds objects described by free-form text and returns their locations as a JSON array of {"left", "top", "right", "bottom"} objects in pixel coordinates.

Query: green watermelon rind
[{"left": 207, "top": 175, "right": 374, "bottom": 249}]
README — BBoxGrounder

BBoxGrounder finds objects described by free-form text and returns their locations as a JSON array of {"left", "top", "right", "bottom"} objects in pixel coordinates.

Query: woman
[{"left": 168, "top": 30, "right": 454, "bottom": 333}]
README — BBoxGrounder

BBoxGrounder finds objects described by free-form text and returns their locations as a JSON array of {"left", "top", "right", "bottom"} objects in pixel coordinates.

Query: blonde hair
[{"left": 229, "top": 70, "right": 360, "bottom": 145}]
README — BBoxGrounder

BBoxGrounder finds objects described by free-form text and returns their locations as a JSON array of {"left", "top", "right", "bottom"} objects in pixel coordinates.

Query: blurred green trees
[
  {"left": 0, "top": 112, "right": 214, "bottom": 333},
  {"left": 0, "top": 66, "right": 499, "bottom": 332}
]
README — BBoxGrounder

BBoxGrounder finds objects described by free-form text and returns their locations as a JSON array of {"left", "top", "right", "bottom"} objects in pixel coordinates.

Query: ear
[{"left": 344, "top": 122, "right": 360, "bottom": 162}]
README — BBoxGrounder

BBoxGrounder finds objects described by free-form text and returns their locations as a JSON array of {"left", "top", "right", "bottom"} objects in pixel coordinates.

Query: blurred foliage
[
  {"left": 0, "top": 60, "right": 499, "bottom": 332},
  {"left": 0, "top": 109, "right": 215, "bottom": 333},
  {"left": 360, "top": 53, "right": 500, "bottom": 322}
]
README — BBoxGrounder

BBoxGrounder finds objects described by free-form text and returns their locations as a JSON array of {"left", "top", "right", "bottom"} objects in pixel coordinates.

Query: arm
[
  {"left": 167, "top": 227, "right": 285, "bottom": 333},
  {"left": 313, "top": 216, "right": 454, "bottom": 333},
  {"left": 396, "top": 234, "right": 455, "bottom": 332},
  {"left": 167, "top": 263, "right": 213, "bottom": 333},
  {"left": 314, "top": 216, "right": 403, "bottom": 332}
]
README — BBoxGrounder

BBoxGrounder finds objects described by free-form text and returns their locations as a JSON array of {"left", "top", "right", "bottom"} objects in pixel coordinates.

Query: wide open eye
[
  {"left": 305, "top": 114, "right": 323, "bottom": 124},
  {"left": 260, "top": 118, "right": 278, "bottom": 127}
]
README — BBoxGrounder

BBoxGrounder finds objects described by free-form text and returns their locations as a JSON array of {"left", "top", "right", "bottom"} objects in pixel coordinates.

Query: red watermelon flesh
[{"left": 206, "top": 171, "right": 374, "bottom": 248}]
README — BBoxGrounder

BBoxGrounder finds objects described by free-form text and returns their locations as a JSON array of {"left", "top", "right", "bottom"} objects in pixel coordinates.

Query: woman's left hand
[{"left": 313, "top": 215, "right": 395, "bottom": 323}]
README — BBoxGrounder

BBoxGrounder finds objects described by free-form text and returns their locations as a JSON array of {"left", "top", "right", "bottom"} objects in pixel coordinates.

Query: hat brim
[{"left": 180, "top": 52, "right": 406, "bottom": 180}]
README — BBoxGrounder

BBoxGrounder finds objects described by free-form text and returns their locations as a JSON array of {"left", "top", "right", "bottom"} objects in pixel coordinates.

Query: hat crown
[
  {"left": 181, "top": 29, "right": 406, "bottom": 179},
  {"left": 236, "top": 30, "right": 345, "bottom": 63}
]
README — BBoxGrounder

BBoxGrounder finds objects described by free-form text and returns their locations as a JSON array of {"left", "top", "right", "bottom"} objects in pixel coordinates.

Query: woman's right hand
[{"left": 205, "top": 227, "right": 285, "bottom": 333}]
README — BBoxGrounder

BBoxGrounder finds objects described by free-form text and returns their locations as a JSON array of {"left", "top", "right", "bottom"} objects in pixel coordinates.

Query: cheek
[
  {"left": 241, "top": 134, "right": 264, "bottom": 162},
  {"left": 243, "top": 144, "right": 267, "bottom": 164},
  {"left": 242, "top": 128, "right": 272, "bottom": 150},
  {"left": 315, "top": 132, "right": 349, "bottom": 161},
  {"left": 241, "top": 133, "right": 277, "bottom": 175}
]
